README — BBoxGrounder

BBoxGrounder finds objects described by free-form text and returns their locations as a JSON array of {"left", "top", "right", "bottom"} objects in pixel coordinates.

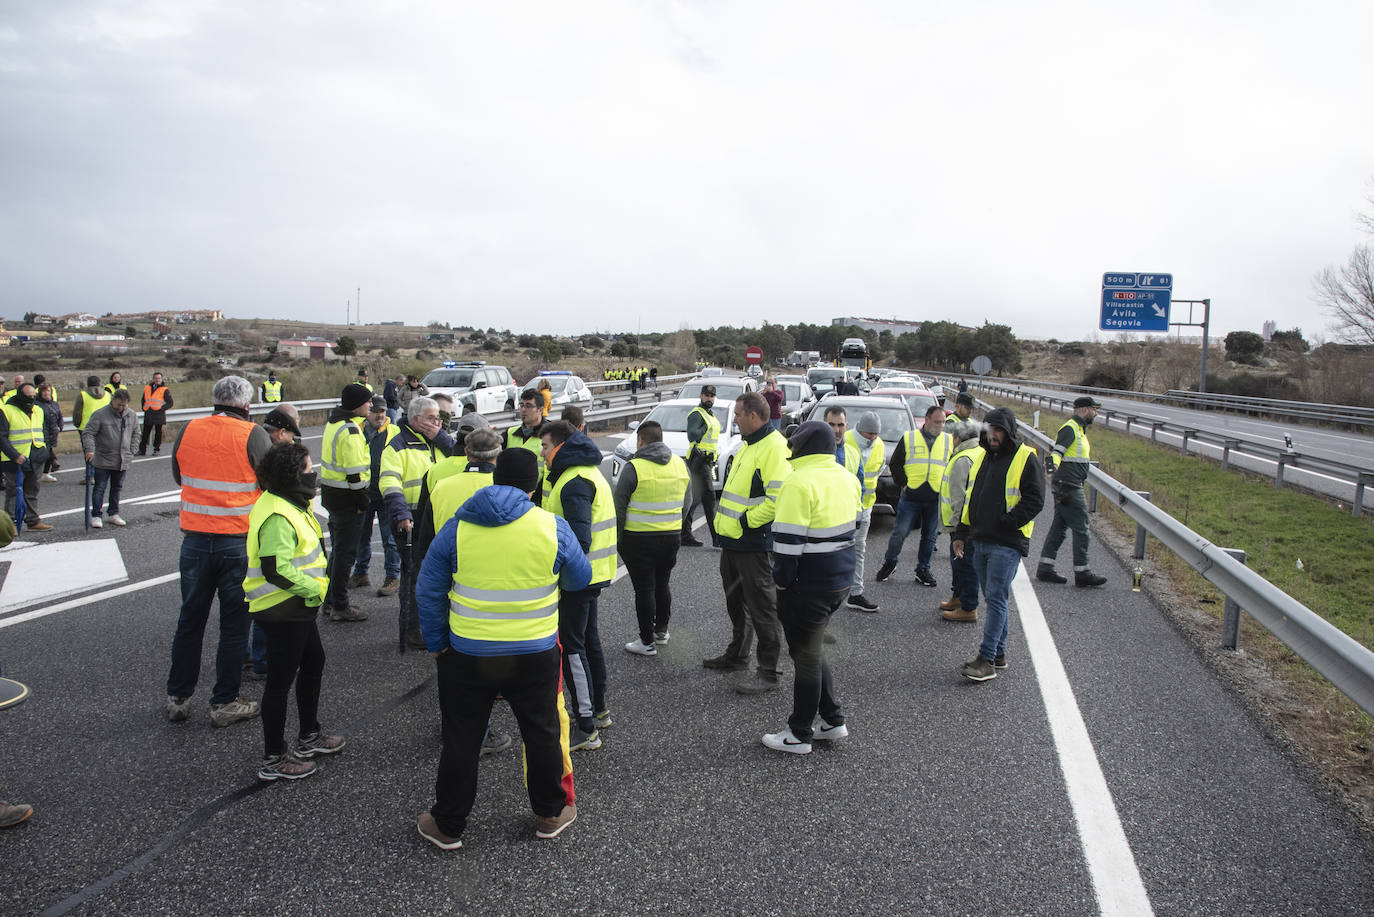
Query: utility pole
[
  {"left": 346, "top": 299, "right": 350, "bottom": 326},
  {"left": 357, "top": 287, "right": 361, "bottom": 326}
]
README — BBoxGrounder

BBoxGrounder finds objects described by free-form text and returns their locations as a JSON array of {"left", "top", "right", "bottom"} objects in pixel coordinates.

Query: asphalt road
[{"left": 2, "top": 426, "right": 1372, "bottom": 916}]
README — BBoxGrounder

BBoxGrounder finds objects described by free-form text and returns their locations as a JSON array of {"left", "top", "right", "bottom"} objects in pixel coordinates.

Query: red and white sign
[{"left": 744, "top": 346, "right": 763, "bottom": 365}]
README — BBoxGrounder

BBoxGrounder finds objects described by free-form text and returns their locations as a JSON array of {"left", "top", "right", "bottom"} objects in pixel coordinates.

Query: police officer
[
  {"left": 414, "top": 448, "right": 590, "bottom": 849},
  {"left": 945, "top": 391, "right": 975, "bottom": 428},
  {"left": 1037, "top": 396, "right": 1107, "bottom": 587},
  {"left": 320, "top": 383, "right": 373, "bottom": 622},
  {"left": 680, "top": 385, "right": 719, "bottom": 547},
  {"left": 761, "top": 421, "right": 862, "bottom": 755}
]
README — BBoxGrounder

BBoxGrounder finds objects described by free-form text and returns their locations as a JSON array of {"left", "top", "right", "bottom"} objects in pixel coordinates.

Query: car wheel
[{"left": 505, "top": 399, "right": 515, "bottom": 412}]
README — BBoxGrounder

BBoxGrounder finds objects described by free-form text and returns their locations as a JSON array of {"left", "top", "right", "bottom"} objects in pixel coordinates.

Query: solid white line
[
  {"left": 1012, "top": 566, "right": 1155, "bottom": 917},
  {"left": 46, "top": 488, "right": 184, "bottom": 519},
  {"left": 0, "top": 572, "right": 181, "bottom": 629}
]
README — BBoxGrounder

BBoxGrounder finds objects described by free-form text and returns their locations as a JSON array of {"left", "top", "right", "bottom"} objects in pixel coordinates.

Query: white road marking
[
  {"left": 0, "top": 539, "right": 130, "bottom": 614},
  {"left": 0, "top": 571, "right": 178, "bottom": 629},
  {"left": 1012, "top": 566, "right": 1154, "bottom": 916},
  {"left": 44, "top": 488, "right": 183, "bottom": 519}
]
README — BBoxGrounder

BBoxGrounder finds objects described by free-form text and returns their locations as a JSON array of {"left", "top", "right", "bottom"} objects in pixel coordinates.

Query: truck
[
  {"left": 837, "top": 338, "right": 871, "bottom": 371},
  {"left": 784, "top": 350, "right": 822, "bottom": 366}
]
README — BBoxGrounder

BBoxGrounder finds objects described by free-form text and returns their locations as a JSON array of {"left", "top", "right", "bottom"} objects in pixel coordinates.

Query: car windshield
[
  {"left": 806, "top": 403, "right": 912, "bottom": 442},
  {"left": 422, "top": 369, "right": 474, "bottom": 388},
  {"left": 807, "top": 368, "right": 847, "bottom": 385},
  {"left": 679, "top": 381, "right": 747, "bottom": 402},
  {"left": 545, "top": 376, "right": 570, "bottom": 393},
  {"left": 643, "top": 402, "right": 731, "bottom": 432},
  {"left": 874, "top": 392, "right": 939, "bottom": 417},
  {"left": 781, "top": 382, "right": 806, "bottom": 403}
]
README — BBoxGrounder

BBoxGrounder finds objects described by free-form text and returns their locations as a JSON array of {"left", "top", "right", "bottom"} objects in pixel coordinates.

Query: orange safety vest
[
  {"left": 177, "top": 414, "right": 261, "bottom": 534},
  {"left": 144, "top": 384, "right": 168, "bottom": 411}
]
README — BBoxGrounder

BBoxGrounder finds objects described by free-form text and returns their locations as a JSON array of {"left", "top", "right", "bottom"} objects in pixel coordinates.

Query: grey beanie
[{"left": 856, "top": 411, "right": 881, "bottom": 435}]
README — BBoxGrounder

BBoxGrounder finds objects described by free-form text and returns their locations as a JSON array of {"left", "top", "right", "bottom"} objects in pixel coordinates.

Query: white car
[
  {"left": 421, "top": 362, "right": 519, "bottom": 414},
  {"left": 677, "top": 376, "right": 759, "bottom": 404},
  {"left": 610, "top": 398, "right": 740, "bottom": 492},
  {"left": 538, "top": 371, "right": 591, "bottom": 406}
]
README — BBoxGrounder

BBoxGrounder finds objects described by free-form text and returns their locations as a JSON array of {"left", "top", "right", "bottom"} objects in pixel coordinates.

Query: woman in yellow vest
[{"left": 242, "top": 441, "right": 345, "bottom": 781}]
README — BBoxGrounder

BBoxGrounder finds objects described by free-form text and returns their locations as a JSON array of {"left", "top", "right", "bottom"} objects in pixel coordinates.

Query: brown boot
[
  {"left": 938, "top": 595, "right": 960, "bottom": 611},
  {"left": 941, "top": 606, "right": 978, "bottom": 623}
]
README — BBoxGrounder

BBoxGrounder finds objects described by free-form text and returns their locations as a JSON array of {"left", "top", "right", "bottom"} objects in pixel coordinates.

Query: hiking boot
[
  {"left": 941, "top": 606, "right": 978, "bottom": 623},
  {"left": 166, "top": 695, "right": 191, "bottom": 722},
  {"left": 348, "top": 572, "right": 371, "bottom": 588},
  {"left": 258, "top": 753, "right": 318, "bottom": 782},
  {"left": 914, "top": 567, "right": 937, "bottom": 588},
  {"left": 90, "top": 516, "right": 103, "bottom": 529},
  {"left": 592, "top": 710, "right": 613, "bottom": 730},
  {"left": 108, "top": 514, "right": 127, "bottom": 526},
  {"left": 735, "top": 673, "right": 780, "bottom": 695},
  {"left": 0, "top": 800, "right": 34, "bottom": 828},
  {"left": 243, "top": 668, "right": 267, "bottom": 682},
  {"left": 653, "top": 631, "right": 670, "bottom": 644},
  {"left": 535, "top": 804, "right": 578, "bottom": 839},
  {"left": 875, "top": 559, "right": 897, "bottom": 582},
  {"left": 993, "top": 654, "right": 1008, "bottom": 670},
  {"left": 294, "top": 731, "right": 346, "bottom": 758},
  {"left": 702, "top": 654, "right": 749, "bottom": 671},
  {"left": 1037, "top": 565, "right": 1067, "bottom": 584},
  {"left": 210, "top": 697, "right": 260, "bottom": 728},
  {"left": 960, "top": 657, "right": 997, "bottom": 682},
  {"left": 846, "top": 593, "right": 879, "bottom": 612},
  {"left": 939, "top": 595, "right": 960, "bottom": 611},
  {"left": 27, "top": 522, "right": 52, "bottom": 532},
  {"left": 417, "top": 811, "right": 463, "bottom": 850},
  {"left": 814, "top": 719, "right": 849, "bottom": 742},
  {"left": 1075, "top": 571, "right": 1108, "bottom": 587},
  {"left": 569, "top": 726, "right": 601, "bottom": 751},
  {"left": 329, "top": 605, "right": 369, "bottom": 622},
  {"left": 761, "top": 727, "right": 812, "bottom": 755},
  {"left": 377, "top": 578, "right": 400, "bottom": 597},
  {"left": 624, "top": 639, "right": 657, "bottom": 656},
  {"left": 481, "top": 726, "right": 513, "bottom": 756}
]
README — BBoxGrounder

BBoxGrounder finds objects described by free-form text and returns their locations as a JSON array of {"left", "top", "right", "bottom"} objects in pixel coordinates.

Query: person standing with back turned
[{"left": 319, "top": 383, "right": 374, "bottom": 623}]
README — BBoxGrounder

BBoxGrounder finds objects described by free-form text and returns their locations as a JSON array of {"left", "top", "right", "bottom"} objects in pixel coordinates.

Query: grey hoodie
[{"left": 613, "top": 440, "right": 681, "bottom": 532}]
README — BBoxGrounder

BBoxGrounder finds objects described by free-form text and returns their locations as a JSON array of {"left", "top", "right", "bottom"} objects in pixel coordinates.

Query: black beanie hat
[
  {"left": 494, "top": 448, "right": 540, "bottom": 493},
  {"left": 341, "top": 383, "right": 372, "bottom": 411},
  {"left": 788, "top": 420, "right": 836, "bottom": 458}
]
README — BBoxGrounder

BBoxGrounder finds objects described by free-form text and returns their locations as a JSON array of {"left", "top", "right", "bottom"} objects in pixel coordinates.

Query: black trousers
[
  {"left": 719, "top": 549, "right": 781, "bottom": 677},
  {"left": 325, "top": 500, "right": 367, "bottom": 610},
  {"left": 778, "top": 587, "right": 847, "bottom": 742},
  {"left": 681, "top": 453, "right": 716, "bottom": 541},
  {"left": 431, "top": 647, "right": 573, "bottom": 839},
  {"left": 2, "top": 461, "right": 39, "bottom": 525},
  {"left": 620, "top": 533, "right": 680, "bottom": 645},
  {"left": 256, "top": 618, "right": 326, "bottom": 757},
  {"left": 138, "top": 421, "right": 164, "bottom": 453}
]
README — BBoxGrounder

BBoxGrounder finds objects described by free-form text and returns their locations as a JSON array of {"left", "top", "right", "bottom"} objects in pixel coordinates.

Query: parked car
[
  {"left": 868, "top": 387, "right": 941, "bottom": 420},
  {"left": 610, "top": 398, "right": 740, "bottom": 493},
  {"left": 777, "top": 378, "right": 815, "bottom": 425},
  {"left": 699, "top": 366, "right": 726, "bottom": 377},
  {"left": 678, "top": 376, "right": 759, "bottom": 404},
  {"left": 537, "top": 370, "right": 591, "bottom": 406},
  {"left": 421, "top": 361, "right": 519, "bottom": 414},
  {"left": 799, "top": 395, "right": 915, "bottom": 511}
]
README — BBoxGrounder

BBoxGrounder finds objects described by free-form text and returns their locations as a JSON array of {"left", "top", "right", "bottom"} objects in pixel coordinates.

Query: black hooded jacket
[{"left": 952, "top": 407, "right": 1044, "bottom": 556}]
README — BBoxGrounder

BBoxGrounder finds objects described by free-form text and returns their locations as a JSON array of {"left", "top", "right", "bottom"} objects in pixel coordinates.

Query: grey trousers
[
  {"left": 851, "top": 507, "right": 871, "bottom": 594},
  {"left": 719, "top": 549, "right": 781, "bottom": 678}
]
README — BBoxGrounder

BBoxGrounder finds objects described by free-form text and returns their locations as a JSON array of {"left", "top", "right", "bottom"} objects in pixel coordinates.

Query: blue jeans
[
  {"left": 354, "top": 495, "right": 400, "bottom": 580},
  {"left": 167, "top": 533, "right": 250, "bottom": 705},
  {"left": 884, "top": 494, "right": 940, "bottom": 571},
  {"left": 91, "top": 467, "right": 125, "bottom": 517},
  {"left": 971, "top": 540, "right": 1021, "bottom": 662},
  {"left": 949, "top": 537, "right": 979, "bottom": 610}
]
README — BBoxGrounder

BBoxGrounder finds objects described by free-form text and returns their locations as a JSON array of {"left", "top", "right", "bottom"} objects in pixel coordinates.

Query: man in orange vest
[
  {"left": 165, "top": 376, "right": 273, "bottom": 728},
  {"left": 137, "top": 371, "right": 173, "bottom": 456}
]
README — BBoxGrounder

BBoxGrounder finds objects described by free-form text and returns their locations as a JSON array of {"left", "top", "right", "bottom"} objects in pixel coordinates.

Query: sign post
[{"left": 1100, "top": 272, "right": 1172, "bottom": 332}]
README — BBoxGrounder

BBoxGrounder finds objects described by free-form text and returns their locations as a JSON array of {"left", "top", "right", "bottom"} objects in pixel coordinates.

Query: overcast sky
[{"left": 2, "top": 1, "right": 1371, "bottom": 342}]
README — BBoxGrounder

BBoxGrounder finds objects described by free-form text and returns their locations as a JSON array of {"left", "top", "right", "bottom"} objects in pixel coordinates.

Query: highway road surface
[{"left": 2, "top": 423, "right": 1372, "bottom": 916}]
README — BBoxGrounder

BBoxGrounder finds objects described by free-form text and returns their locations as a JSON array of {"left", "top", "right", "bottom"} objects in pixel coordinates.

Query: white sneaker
[
  {"left": 108, "top": 514, "right": 127, "bottom": 526},
  {"left": 41, "top": 473, "right": 57, "bottom": 482},
  {"left": 89, "top": 516, "right": 103, "bottom": 528},
  {"left": 762, "top": 727, "right": 812, "bottom": 755},
  {"left": 814, "top": 719, "right": 849, "bottom": 741},
  {"left": 653, "top": 631, "right": 670, "bottom": 645},
  {"left": 624, "top": 639, "right": 657, "bottom": 656}
]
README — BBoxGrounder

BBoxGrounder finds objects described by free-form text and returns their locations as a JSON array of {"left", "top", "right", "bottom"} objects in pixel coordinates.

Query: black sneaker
[
  {"left": 875, "top": 559, "right": 897, "bottom": 582},
  {"left": 702, "top": 654, "right": 749, "bottom": 671},
  {"left": 960, "top": 656, "right": 997, "bottom": 682},
  {"left": 680, "top": 536, "right": 704, "bottom": 547},
  {"left": 846, "top": 593, "right": 879, "bottom": 612},
  {"left": 481, "top": 726, "right": 514, "bottom": 756},
  {"left": 993, "top": 654, "right": 1008, "bottom": 670},
  {"left": 914, "top": 568, "right": 937, "bottom": 588},
  {"left": 258, "top": 753, "right": 318, "bottom": 782},
  {"left": 1037, "top": 566, "right": 1067, "bottom": 584},
  {"left": 1075, "top": 571, "right": 1108, "bottom": 587},
  {"left": 735, "top": 673, "right": 780, "bottom": 695}
]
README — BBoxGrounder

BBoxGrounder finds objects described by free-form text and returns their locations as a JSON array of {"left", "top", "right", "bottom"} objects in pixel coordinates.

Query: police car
[
  {"left": 539, "top": 370, "right": 592, "bottom": 406},
  {"left": 610, "top": 397, "right": 741, "bottom": 493},
  {"left": 421, "top": 361, "right": 519, "bottom": 414}
]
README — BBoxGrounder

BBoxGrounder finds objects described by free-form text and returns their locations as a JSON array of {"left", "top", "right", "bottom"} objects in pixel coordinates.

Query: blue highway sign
[{"left": 1101, "top": 272, "right": 1172, "bottom": 331}]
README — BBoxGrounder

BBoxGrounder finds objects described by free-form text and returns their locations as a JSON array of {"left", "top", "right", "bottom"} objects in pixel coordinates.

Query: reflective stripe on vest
[
  {"left": 2, "top": 403, "right": 44, "bottom": 456},
  {"left": 846, "top": 430, "right": 885, "bottom": 510},
  {"left": 625, "top": 454, "right": 689, "bottom": 533},
  {"left": 177, "top": 414, "right": 260, "bottom": 534},
  {"left": 1056, "top": 418, "right": 1091, "bottom": 464},
  {"left": 243, "top": 492, "right": 327, "bottom": 612},
  {"left": 448, "top": 509, "right": 560, "bottom": 646},
  {"left": 320, "top": 417, "right": 369, "bottom": 490},
  {"left": 379, "top": 425, "right": 438, "bottom": 507},
  {"left": 902, "top": 428, "right": 953, "bottom": 491},
  {"left": 714, "top": 430, "right": 790, "bottom": 541},
  {"left": 770, "top": 453, "right": 862, "bottom": 557},
  {"left": 431, "top": 468, "right": 494, "bottom": 528},
  {"left": 78, "top": 391, "right": 111, "bottom": 431},
  {"left": 960, "top": 443, "right": 1037, "bottom": 538},
  {"left": 143, "top": 384, "right": 168, "bottom": 411},
  {"left": 262, "top": 380, "right": 282, "bottom": 402},
  {"left": 939, "top": 449, "right": 977, "bottom": 528},
  {"left": 547, "top": 464, "right": 618, "bottom": 583},
  {"left": 687, "top": 406, "right": 720, "bottom": 459}
]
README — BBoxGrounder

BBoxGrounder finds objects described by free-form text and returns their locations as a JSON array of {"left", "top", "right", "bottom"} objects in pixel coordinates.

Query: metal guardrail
[
  {"left": 987, "top": 399, "right": 1374, "bottom": 719},
  {"left": 958, "top": 378, "right": 1374, "bottom": 517}
]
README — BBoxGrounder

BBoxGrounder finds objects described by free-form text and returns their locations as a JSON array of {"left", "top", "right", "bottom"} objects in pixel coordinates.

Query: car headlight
[{"left": 614, "top": 443, "right": 634, "bottom": 461}]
